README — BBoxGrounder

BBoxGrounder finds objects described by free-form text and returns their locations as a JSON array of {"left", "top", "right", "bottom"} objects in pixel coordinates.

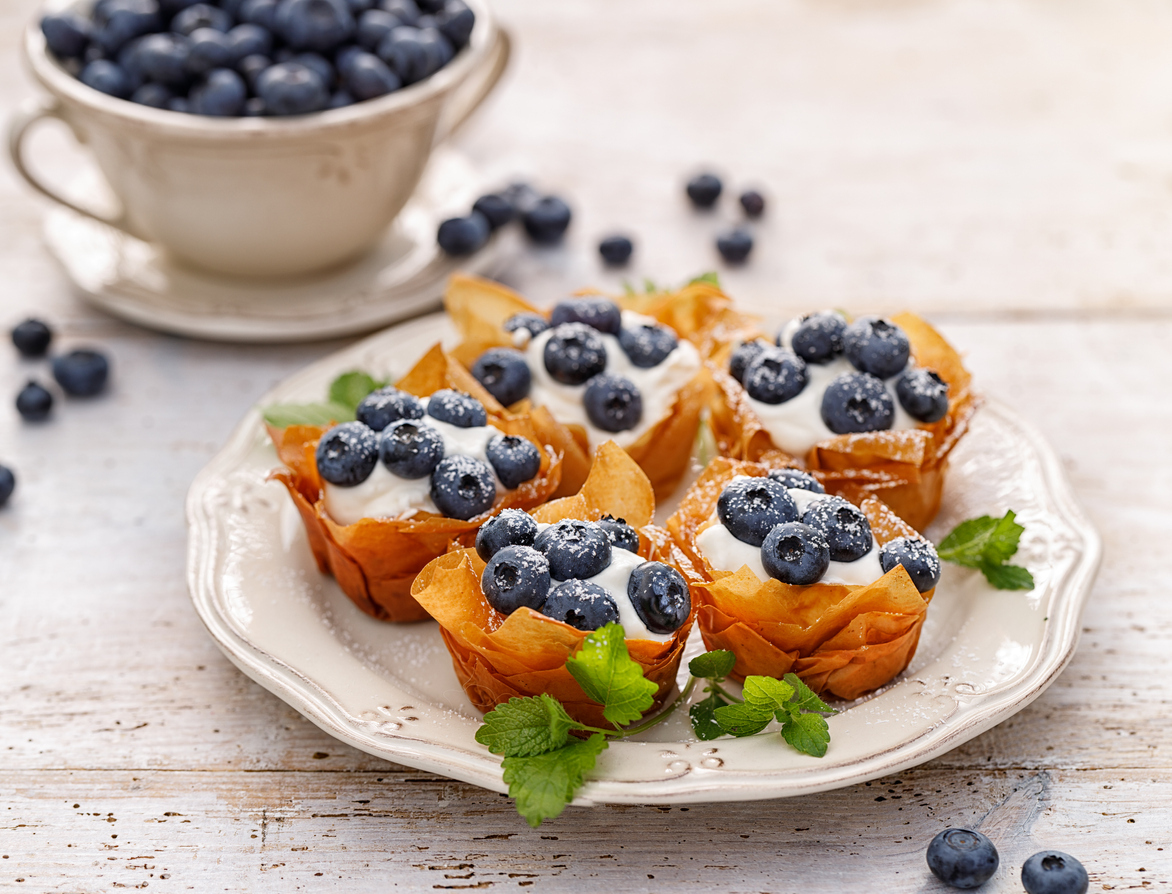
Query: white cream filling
[
  {"left": 523, "top": 310, "right": 701, "bottom": 449},
  {"left": 694, "top": 477, "right": 885, "bottom": 587}
]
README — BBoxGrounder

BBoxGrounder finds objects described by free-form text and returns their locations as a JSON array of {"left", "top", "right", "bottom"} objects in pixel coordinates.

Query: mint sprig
[
  {"left": 566, "top": 624, "right": 657, "bottom": 727},
  {"left": 706, "top": 673, "right": 836, "bottom": 757},
  {"left": 262, "top": 370, "right": 387, "bottom": 429},
  {"left": 938, "top": 510, "right": 1034, "bottom": 590}
]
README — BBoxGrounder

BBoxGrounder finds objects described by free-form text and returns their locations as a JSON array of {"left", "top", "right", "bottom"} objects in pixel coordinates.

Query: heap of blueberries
[
  {"left": 475, "top": 509, "right": 691, "bottom": 634},
  {"left": 469, "top": 297, "right": 680, "bottom": 434},
  {"left": 716, "top": 469, "right": 941, "bottom": 592},
  {"left": 686, "top": 171, "right": 765, "bottom": 264},
  {"left": 927, "top": 827, "right": 1088, "bottom": 893},
  {"left": 12, "top": 318, "right": 111, "bottom": 422},
  {"left": 729, "top": 311, "right": 950, "bottom": 434},
  {"left": 437, "top": 184, "right": 572, "bottom": 258},
  {"left": 315, "top": 387, "right": 540, "bottom": 520},
  {"left": 40, "top": 0, "right": 475, "bottom": 116}
]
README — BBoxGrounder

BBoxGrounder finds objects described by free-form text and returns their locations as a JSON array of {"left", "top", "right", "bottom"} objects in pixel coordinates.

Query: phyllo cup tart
[
  {"left": 442, "top": 273, "right": 747, "bottom": 500},
  {"left": 411, "top": 442, "right": 695, "bottom": 727},
  {"left": 268, "top": 345, "right": 573, "bottom": 623},
  {"left": 668, "top": 457, "right": 941, "bottom": 700},
  {"left": 709, "top": 311, "right": 979, "bottom": 530}
]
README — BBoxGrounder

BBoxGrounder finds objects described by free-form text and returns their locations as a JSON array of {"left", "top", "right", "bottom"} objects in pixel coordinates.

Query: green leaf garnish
[
  {"left": 979, "top": 561, "right": 1035, "bottom": 591},
  {"left": 687, "top": 271, "right": 721, "bottom": 288},
  {"left": 938, "top": 510, "right": 1035, "bottom": 590},
  {"left": 475, "top": 695, "right": 576, "bottom": 758},
  {"left": 782, "top": 673, "right": 836, "bottom": 715},
  {"left": 501, "top": 734, "right": 608, "bottom": 828},
  {"left": 780, "top": 712, "right": 831, "bottom": 758},
  {"left": 565, "top": 623, "right": 657, "bottom": 728},
  {"left": 688, "top": 691, "right": 730, "bottom": 741},
  {"left": 688, "top": 649, "right": 736, "bottom": 681},
  {"left": 328, "top": 371, "right": 385, "bottom": 413},
  {"left": 262, "top": 401, "right": 355, "bottom": 428},
  {"left": 713, "top": 701, "right": 773, "bottom": 737},
  {"left": 741, "top": 675, "right": 795, "bottom": 714}
]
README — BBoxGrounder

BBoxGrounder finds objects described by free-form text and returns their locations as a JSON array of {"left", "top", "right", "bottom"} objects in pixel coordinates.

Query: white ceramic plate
[{"left": 186, "top": 313, "right": 1101, "bottom": 804}]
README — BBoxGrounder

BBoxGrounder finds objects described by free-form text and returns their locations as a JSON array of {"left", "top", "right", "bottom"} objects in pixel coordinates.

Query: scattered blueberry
[
  {"left": 766, "top": 468, "right": 824, "bottom": 494},
  {"left": 11, "top": 319, "right": 53, "bottom": 358},
  {"left": 540, "top": 579, "right": 619, "bottom": 631},
  {"left": 717, "top": 476, "right": 798, "bottom": 547},
  {"left": 186, "top": 27, "right": 232, "bottom": 75},
  {"left": 761, "top": 522, "right": 830, "bottom": 585},
  {"left": 543, "top": 323, "right": 608, "bottom": 386},
  {"left": 788, "top": 311, "right": 846, "bottom": 365},
  {"left": 356, "top": 8, "right": 401, "bottom": 50},
  {"left": 41, "top": 12, "right": 92, "bottom": 59},
  {"left": 426, "top": 389, "right": 486, "bottom": 428},
  {"left": 191, "top": 68, "right": 247, "bottom": 115},
  {"left": 256, "top": 61, "right": 328, "bottom": 114},
  {"left": 926, "top": 829, "right": 999, "bottom": 890},
  {"left": 549, "top": 298, "right": 622, "bottom": 336},
  {"left": 429, "top": 454, "right": 496, "bottom": 519},
  {"left": 742, "top": 347, "right": 808, "bottom": 405},
  {"left": 16, "top": 381, "right": 53, "bottom": 422},
  {"left": 802, "top": 496, "right": 873, "bottom": 563},
  {"left": 342, "top": 50, "right": 400, "bottom": 98},
  {"left": 739, "top": 189, "right": 765, "bottom": 218},
  {"left": 502, "top": 312, "right": 548, "bottom": 339},
  {"left": 1021, "top": 851, "right": 1088, "bottom": 894},
  {"left": 80, "top": 59, "right": 133, "bottom": 97},
  {"left": 584, "top": 374, "right": 643, "bottom": 432},
  {"left": 597, "top": 515, "right": 639, "bottom": 553},
  {"left": 627, "top": 562, "right": 691, "bottom": 634},
  {"left": 172, "top": 3, "right": 231, "bottom": 34},
  {"left": 276, "top": 0, "right": 355, "bottom": 52},
  {"left": 482, "top": 544, "right": 551, "bottom": 615},
  {"left": 471, "top": 194, "right": 514, "bottom": 230},
  {"left": 522, "top": 196, "right": 572, "bottom": 244},
  {"left": 821, "top": 371, "right": 895, "bottom": 435},
  {"left": 52, "top": 349, "right": 110, "bottom": 397},
  {"left": 486, "top": 435, "right": 541, "bottom": 489},
  {"left": 436, "top": 212, "right": 490, "bottom": 256},
  {"left": 879, "top": 537, "right": 941, "bottom": 593},
  {"left": 728, "top": 340, "right": 768, "bottom": 384},
  {"left": 315, "top": 421, "right": 379, "bottom": 486},
  {"left": 685, "top": 173, "right": 722, "bottom": 208},
  {"left": 475, "top": 508, "right": 538, "bottom": 561},
  {"left": 843, "top": 316, "right": 910, "bottom": 379},
  {"left": 618, "top": 321, "right": 677, "bottom": 368},
  {"left": 896, "top": 367, "right": 950, "bottom": 423},
  {"left": 0, "top": 464, "right": 14, "bottom": 508},
  {"left": 379, "top": 418, "right": 444, "bottom": 478},
  {"left": 471, "top": 348, "right": 531, "bottom": 407},
  {"left": 598, "top": 234, "right": 633, "bottom": 266},
  {"left": 716, "top": 228, "right": 753, "bottom": 263},
  {"left": 355, "top": 386, "right": 424, "bottom": 431},
  {"left": 533, "top": 519, "right": 612, "bottom": 580}
]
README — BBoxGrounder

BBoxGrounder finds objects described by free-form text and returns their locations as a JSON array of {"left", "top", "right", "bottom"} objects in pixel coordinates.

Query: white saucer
[{"left": 42, "top": 149, "right": 505, "bottom": 343}]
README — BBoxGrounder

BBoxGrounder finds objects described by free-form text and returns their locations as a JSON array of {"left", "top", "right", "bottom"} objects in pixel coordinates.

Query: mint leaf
[
  {"left": 688, "top": 650, "right": 736, "bottom": 681},
  {"left": 980, "top": 561, "right": 1035, "bottom": 591},
  {"left": 328, "top": 371, "right": 383, "bottom": 413},
  {"left": 642, "top": 277, "right": 659, "bottom": 294},
  {"left": 982, "top": 511, "right": 1025, "bottom": 565},
  {"left": 782, "top": 674, "right": 836, "bottom": 715},
  {"left": 689, "top": 691, "right": 730, "bottom": 741},
  {"left": 565, "top": 623, "right": 657, "bottom": 728},
  {"left": 475, "top": 695, "right": 578, "bottom": 758},
  {"left": 938, "top": 510, "right": 1024, "bottom": 568},
  {"left": 692, "top": 418, "right": 718, "bottom": 470},
  {"left": 740, "top": 675, "right": 795, "bottom": 715},
  {"left": 780, "top": 712, "right": 831, "bottom": 758},
  {"left": 687, "top": 271, "right": 721, "bottom": 288},
  {"left": 262, "top": 401, "right": 355, "bottom": 428},
  {"left": 713, "top": 701, "right": 773, "bottom": 737},
  {"left": 501, "top": 733, "right": 607, "bottom": 828}
]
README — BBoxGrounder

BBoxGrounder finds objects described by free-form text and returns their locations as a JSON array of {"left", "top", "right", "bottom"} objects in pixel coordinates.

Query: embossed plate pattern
[{"left": 186, "top": 313, "right": 1101, "bottom": 804}]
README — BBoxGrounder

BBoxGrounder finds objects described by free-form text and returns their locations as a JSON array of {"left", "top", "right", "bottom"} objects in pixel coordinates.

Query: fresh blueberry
[
  {"left": 256, "top": 61, "right": 328, "bottom": 114},
  {"left": 502, "top": 312, "right": 547, "bottom": 339},
  {"left": 414, "top": 0, "right": 444, "bottom": 12},
  {"left": 471, "top": 193, "right": 514, "bottom": 230},
  {"left": 342, "top": 51, "right": 401, "bottom": 98},
  {"left": 597, "top": 515, "right": 639, "bottom": 553},
  {"left": 131, "top": 82, "right": 172, "bottom": 105},
  {"left": 240, "top": 0, "right": 278, "bottom": 30},
  {"left": 481, "top": 545, "right": 550, "bottom": 615},
  {"left": 292, "top": 51, "right": 336, "bottom": 88},
  {"left": 789, "top": 311, "right": 846, "bottom": 365},
  {"left": 376, "top": 25, "right": 428, "bottom": 82},
  {"left": 533, "top": 519, "right": 612, "bottom": 580},
  {"left": 598, "top": 234, "right": 633, "bottom": 266},
  {"left": 685, "top": 173, "right": 722, "bottom": 208},
  {"left": 381, "top": 0, "right": 420, "bottom": 24},
  {"left": 237, "top": 53, "right": 271, "bottom": 90},
  {"left": 84, "top": 45, "right": 108, "bottom": 64},
  {"left": 1021, "top": 851, "right": 1088, "bottom": 894},
  {"left": 93, "top": 0, "right": 160, "bottom": 54},
  {"left": 627, "top": 562, "right": 691, "bottom": 634},
  {"left": 243, "top": 97, "right": 266, "bottom": 115},
  {"left": 618, "top": 321, "right": 677, "bottom": 368},
  {"left": 335, "top": 43, "right": 364, "bottom": 74},
  {"left": 224, "top": 23, "right": 272, "bottom": 64},
  {"left": 486, "top": 435, "right": 541, "bottom": 489},
  {"left": 427, "top": 389, "right": 486, "bottom": 428},
  {"left": 522, "top": 196, "right": 572, "bottom": 244},
  {"left": 879, "top": 537, "right": 941, "bottom": 593},
  {"left": 926, "top": 829, "right": 999, "bottom": 890},
  {"left": 378, "top": 418, "right": 444, "bottom": 478},
  {"left": 115, "top": 36, "right": 149, "bottom": 87},
  {"left": 716, "top": 228, "right": 753, "bottom": 263},
  {"left": 315, "top": 421, "right": 379, "bottom": 486},
  {"left": 0, "top": 464, "right": 14, "bottom": 508},
  {"left": 41, "top": 12, "right": 92, "bottom": 58},
  {"left": 540, "top": 579, "right": 619, "bottom": 632},
  {"left": 344, "top": 0, "right": 374, "bottom": 13},
  {"left": 275, "top": 0, "right": 355, "bottom": 52},
  {"left": 325, "top": 90, "right": 352, "bottom": 108},
  {"left": 430, "top": 454, "right": 496, "bottom": 519},
  {"left": 355, "top": 386, "right": 424, "bottom": 431},
  {"left": 550, "top": 298, "right": 621, "bottom": 336},
  {"left": 802, "top": 496, "right": 873, "bottom": 563},
  {"left": 191, "top": 68, "right": 246, "bottom": 115},
  {"left": 742, "top": 347, "right": 808, "bottom": 405},
  {"left": 434, "top": 0, "right": 474, "bottom": 48},
  {"left": 185, "top": 27, "right": 232, "bottom": 74},
  {"left": 11, "top": 319, "right": 52, "bottom": 358},
  {"left": 542, "top": 323, "right": 607, "bottom": 385},
  {"left": 501, "top": 181, "right": 539, "bottom": 213},
  {"left": 52, "top": 349, "right": 109, "bottom": 397},
  {"left": 221, "top": 0, "right": 248, "bottom": 18},
  {"left": 159, "top": 0, "right": 205, "bottom": 17},
  {"left": 717, "top": 476, "right": 798, "bottom": 547},
  {"left": 80, "top": 59, "right": 132, "bottom": 97},
  {"left": 843, "top": 316, "right": 910, "bottom": 378},
  {"left": 173, "top": 3, "right": 232, "bottom": 33},
  {"left": 896, "top": 367, "right": 949, "bottom": 423},
  {"left": 766, "top": 468, "right": 824, "bottom": 494},
  {"left": 356, "top": 8, "right": 401, "bottom": 50},
  {"left": 166, "top": 96, "right": 190, "bottom": 112},
  {"left": 416, "top": 25, "right": 453, "bottom": 74},
  {"left": 471, "top": 348, "right": 531, "bottom": 407},
  {"left": 436, "top": 213, "right": 490, "bottom": 256},
  {"left": 728, "top": 340, "right": 768, "bottom": 384},
  {"left": 475, "top": 508, "right": 538, "bottom": 561},
  {"left": 821, "top": 372, "right": 895, "bottom": 434},
  {"left": 584, "top": 374, "right": 642, "bottom": 433},
  {"left": 739, "top": 189, "right": 765, "bottom": 218},
  {"left": 16, "top": 381, "right": 53, "bottom": 422},
  {"left": 761, "top": 522, "right": 830, "bottom": 585}
]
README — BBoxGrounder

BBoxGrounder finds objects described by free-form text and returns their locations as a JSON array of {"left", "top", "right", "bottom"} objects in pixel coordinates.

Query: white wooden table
[{"left": 2, "top": 0, "right": 1170, "bottom": 890}]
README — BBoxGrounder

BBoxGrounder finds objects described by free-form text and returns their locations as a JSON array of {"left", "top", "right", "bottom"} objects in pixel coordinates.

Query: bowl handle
[
  {"left": 8, "top": 96, "right": 130, "bottom": 231},
  {"left": 433, "top": 25, "right": 512, "bottom": 144}
]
